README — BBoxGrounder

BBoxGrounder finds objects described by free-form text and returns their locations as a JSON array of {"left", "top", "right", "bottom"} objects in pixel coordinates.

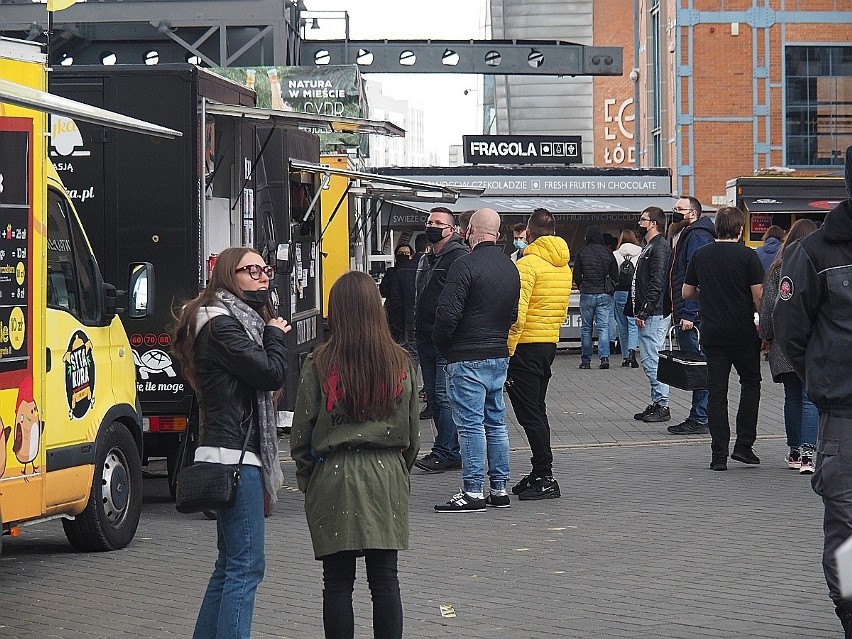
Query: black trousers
[
  {"left": 322, "top": 549, "right": 402, "bottom": 639},
  {"left": 812, "top": 413, "right": 852, "bottom": 608},
  {"left": 704, "top": 338, "right": 762, "bottom": 460},
  {"left": 506, "top": 342, "right": 557, "bottom": 477}
]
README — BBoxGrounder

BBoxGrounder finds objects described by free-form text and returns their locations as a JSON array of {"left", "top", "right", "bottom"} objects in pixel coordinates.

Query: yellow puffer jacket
[{"left": 508, "top": 235, "right": 572, "bottom": 355}]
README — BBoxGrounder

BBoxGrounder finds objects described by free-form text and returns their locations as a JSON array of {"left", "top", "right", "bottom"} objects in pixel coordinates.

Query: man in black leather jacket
[
  {"left": 775, "top": 146, "right": 852, "bottom": 637},
  {"left": 627, "top": 206, "right": 672, "bottom": 424},
  {"left": 413, "top": 207, "right": 469, "bottom": 473},
  {"left": 432, "top": 209, "right": 520, "bottom": 512}
]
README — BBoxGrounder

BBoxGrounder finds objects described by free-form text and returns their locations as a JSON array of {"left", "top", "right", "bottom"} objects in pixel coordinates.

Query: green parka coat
[{"left": 290, "top": 354, "right": 420, "bottom": 559}]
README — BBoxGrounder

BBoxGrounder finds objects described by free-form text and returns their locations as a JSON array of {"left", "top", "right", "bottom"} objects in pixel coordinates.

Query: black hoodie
[{"left": 775, "top": 146, "right": 852, "bottom": 416}]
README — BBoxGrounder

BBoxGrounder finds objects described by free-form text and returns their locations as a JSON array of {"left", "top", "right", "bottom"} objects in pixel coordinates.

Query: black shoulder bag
[{"left": 175, "top": 400, "right": 254, "bottom": 514}]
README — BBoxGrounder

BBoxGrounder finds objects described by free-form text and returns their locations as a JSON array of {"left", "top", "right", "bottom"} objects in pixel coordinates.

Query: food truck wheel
[{"left": 63, "top": 422, "right": 143, "bottom": 551}]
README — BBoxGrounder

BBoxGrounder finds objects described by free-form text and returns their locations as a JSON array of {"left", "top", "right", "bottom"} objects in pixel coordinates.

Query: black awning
[{"left": 743, "top": 196, "right": 842, "bottom": 213}]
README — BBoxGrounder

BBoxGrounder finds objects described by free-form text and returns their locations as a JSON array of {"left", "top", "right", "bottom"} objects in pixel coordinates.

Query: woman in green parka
[{"left": 291, "top": 271, "right": 420, "bottom": 639}]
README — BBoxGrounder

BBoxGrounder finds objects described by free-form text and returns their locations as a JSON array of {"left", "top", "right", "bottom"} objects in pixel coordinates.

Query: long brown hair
[
  {"left": 171, "top": 247, "right": 274, "bottom": 393},
  {"left": 617, "top": 229, "right": 639, "bottom": 248},
  {"left": 313, "top": 271, "right": 409, "bottom": 422},
  {"left": 766, "top": 218, "right": 818, "bottom": 277}
]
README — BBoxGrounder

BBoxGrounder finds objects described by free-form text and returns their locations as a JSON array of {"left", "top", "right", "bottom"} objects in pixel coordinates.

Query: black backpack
[{"left": 617, "top": 255, "right": 636, "bottom": 288}]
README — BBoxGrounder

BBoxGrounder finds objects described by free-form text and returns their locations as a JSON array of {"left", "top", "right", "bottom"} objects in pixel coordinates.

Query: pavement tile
[{"left": 0, "top": 351, "right": 839, "bottom": 637}]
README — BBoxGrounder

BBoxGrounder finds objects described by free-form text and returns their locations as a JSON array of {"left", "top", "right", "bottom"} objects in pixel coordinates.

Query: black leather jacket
[
  {"left": 415, "top": 235, "right": 468, "bottom": 342},
  {"left": 194, "top": 314, "right": 288, "bottom": 453},
  {"left": 626, "top": 234, "right": 671, "bottom": 320}
]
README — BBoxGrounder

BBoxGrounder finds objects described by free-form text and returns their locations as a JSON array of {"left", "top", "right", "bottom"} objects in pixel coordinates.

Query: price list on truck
[{"left": 0, "top": 128, "right": 31, "bottom": 374}]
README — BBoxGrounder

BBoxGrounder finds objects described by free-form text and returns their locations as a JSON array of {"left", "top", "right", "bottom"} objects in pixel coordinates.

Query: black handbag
[
  {"left": 175, "top": 402, "right": 254, "bottom": 514},
  {"left": 657, "top": 328, "right": 708, "bottom": 391}
]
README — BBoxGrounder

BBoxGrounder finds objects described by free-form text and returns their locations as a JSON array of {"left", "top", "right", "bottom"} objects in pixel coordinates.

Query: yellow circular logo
[
  {"left": 9, "top": 306, "right": 25, "bottom": 351},
  {"left": 15, "top": 261, "right": 25, "bottom": 286}
]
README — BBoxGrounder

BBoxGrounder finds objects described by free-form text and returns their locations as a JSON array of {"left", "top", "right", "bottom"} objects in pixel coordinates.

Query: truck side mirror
[{"left": 128, "top": 262, "right": 155, "bottom": 318}]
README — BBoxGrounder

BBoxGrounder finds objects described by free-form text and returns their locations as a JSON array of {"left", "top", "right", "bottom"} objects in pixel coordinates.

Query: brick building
[
  {"left": 489, "top": 1, "right": 850, "bottom": 206},
  {"left": 619, "top": 0, "right": 851, "bottom": 205}
]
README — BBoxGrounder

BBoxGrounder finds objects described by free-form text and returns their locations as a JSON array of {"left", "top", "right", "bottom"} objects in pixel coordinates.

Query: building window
[
  {"left": 785, "top": 45, "right": 852, "bottom": 167},
  {"left": 650, "top": 3, "right": 662, "bottom": 166}
]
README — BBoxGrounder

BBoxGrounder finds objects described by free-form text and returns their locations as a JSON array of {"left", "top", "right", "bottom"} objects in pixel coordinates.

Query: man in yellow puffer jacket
[{"left": 506, "top": 208, "right": 572, "bottom": 501}]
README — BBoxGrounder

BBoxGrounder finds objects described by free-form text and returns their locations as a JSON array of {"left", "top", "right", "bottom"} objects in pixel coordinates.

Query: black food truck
[
  {"left": 726, "top": 174, "right": 847, "bottom": 247},
  {"left": 49, "top": 65, "right": 328, "bottom": 494}
]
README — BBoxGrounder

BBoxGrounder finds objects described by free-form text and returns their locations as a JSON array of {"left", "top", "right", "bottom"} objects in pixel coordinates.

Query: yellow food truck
[{"left": 0, "top": 37, "right": 178, "bottom": 553}]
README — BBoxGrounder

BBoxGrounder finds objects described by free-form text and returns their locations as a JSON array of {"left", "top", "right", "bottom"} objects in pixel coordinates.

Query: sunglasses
[{"left": 235, "top": 264, "right": 276, "bottom": 280}]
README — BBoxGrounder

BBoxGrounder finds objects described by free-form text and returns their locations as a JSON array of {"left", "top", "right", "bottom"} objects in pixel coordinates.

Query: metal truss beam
[
  {"left": 0, "top": 0, "right": 300, "bottom": 67},
  {"left": 300, "top": 40, "right": 623, "bottom": 76}
]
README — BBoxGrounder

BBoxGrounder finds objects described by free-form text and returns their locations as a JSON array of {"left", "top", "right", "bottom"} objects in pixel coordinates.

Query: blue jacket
[
  {"left": 664, "top": 216, "right": 716, "bottom": 322},
  {"left": 755, "top": 236, "right": 781, "bottom": 272}
]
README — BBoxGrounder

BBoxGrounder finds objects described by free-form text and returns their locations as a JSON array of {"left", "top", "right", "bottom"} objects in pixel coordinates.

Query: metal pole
[
  {"left": 633, "top": 0, "right": 640, "bottom": 168},
  {"left": 343, "top": 11, "right": 350, "bottom": 64}
]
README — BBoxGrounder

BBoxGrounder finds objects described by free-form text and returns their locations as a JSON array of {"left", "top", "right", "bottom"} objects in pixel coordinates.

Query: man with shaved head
[{"left": 432, "top": 209, "right": 521, "bottom": 512}]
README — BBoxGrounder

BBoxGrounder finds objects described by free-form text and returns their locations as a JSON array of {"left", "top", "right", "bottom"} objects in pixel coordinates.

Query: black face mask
[
  {"left": 636, "top": 224, "right": 648, "bottom": 239},
  {"left": 241, "top": 288, "right": 271, "bottom": 312},
  {"left": 424, "top": 227, "right": 447, "bottom": 245},
  {"left": 671, "top": 212, "right": 685, "bottom": 223},
  {"left": 395, "top": 254, "right": 410, "bottom": 264}
]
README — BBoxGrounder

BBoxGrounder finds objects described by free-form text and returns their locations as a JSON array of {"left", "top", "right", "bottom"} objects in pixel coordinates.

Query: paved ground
[{"left": 0, "top": 350, "right": 841, "bottom": 638}]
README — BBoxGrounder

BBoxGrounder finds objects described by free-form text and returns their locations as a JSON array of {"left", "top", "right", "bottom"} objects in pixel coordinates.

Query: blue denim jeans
[
  {"left": 638, "top": 315, "right": 671, "bottom": 407},
  {"left": 675, "top": 326, "right": 709, "bottom": 425},
  {"left": 446, "top": 358, "right": 510, "bottom": 494},
  {"left": 416, "top": 340, "right": 460, "bottom": 463},
  {"left": 613, "top": 290, "right": 638, "bottom": 356},
  {"left": 580, "top": 293, "right": 613, "bottom": 362},
  {"left": 194, "top": 465, "right": 265, "bottom": 639},
  {"left": 780, "top": 371, "right": 819, "bottom": 448}
]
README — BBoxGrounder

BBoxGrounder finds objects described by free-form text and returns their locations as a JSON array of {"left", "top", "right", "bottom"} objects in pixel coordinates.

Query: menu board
[{"left": 0, "top": 127, "right": 31, "bottom": 375}]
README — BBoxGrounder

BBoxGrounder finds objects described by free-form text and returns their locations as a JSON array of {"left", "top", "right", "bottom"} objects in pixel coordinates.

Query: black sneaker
[
  {"left": 643, "top": 405, "right": 671, "bottom": 423},
  {"left": 710, "top": 458, "right": 728, "bottom": 471},
  {"left": 518, "top": 476, "right": 561, "bottom": 501},
  {"left": 419, "top": 404, "right": 433, "bottom": 420},
  {"left": 634, "top": 404, "right": 656, "bottom": 420},
  {"left": 578, "top": 361, "right": 591, "bottom": 370},
  {"left": 511, "top": 474, "right": 537, "bottom": 495},
  {"left": 621, "top": 358, "right": 632, "bottom": 367},
  {"left": 414, "top": 453, "right": 447, "bottom": 473},
  {"left": 599, "top": 357, "right": 610, "bottom": 370},
  {"left": 667, "top": 419, "right": 709, "bottom": 435},
  {"left": 444, "top": 458, "right": 463, "bottom": 470},
  {"left": 731, "top": 447, "right": 760, "bottom": 465},
  {"left": 435, "top": 490, "right": 486, "bottom": 512},
  {"left": 486, "top": 492, "right": 511, "bottom": 508}
]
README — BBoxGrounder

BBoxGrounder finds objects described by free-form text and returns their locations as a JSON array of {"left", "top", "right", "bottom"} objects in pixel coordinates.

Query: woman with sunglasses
[
  {"left": 291, "top": 271, "right": 419, "bottom": 639},
  {"left": 172, "top": 247, "right": 290, "bottom": 639}
]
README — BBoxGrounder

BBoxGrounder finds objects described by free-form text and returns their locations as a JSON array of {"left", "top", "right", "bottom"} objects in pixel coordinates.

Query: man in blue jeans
[
  {"left": 414, "top": 207, "right": 468, "bottom": 473},
  {"left": 664, "top": 196, "right": 715, "bottom": 435},
  {"left": 628, "top": 206, "right": 673, "bottom": 424},
  {"left": 432, "top": 209, "right": 520, "bottom": 512}
]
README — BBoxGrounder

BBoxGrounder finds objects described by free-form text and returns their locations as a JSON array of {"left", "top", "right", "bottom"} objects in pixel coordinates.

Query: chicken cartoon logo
[
  {"left": 63, "top": 330, "right": 96, "bottom": 419},
  {"left": 0, "top": 414, "right": 11, "bottom": 478},
  {"left": 13, "top": 377, "right": 42, "bottom": 476}
]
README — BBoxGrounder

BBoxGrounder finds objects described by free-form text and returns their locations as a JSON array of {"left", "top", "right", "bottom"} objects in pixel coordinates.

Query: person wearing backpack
[{"left": 614, "top": 230, "right": 641, "bottom": 368}]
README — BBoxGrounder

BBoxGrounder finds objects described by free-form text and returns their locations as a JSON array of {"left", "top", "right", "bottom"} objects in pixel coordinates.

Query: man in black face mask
[
  {"left": 627, "top": 206, "right": 673, "bottom": 425},
  {"left": 413, "top": 207, "right": 468, "bottom": 473},
  {"left": 664, "top": 195, "right": 716, "bottom": 435}
]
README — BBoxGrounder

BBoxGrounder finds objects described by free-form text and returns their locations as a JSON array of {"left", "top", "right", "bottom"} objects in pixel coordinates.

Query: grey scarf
[{"left": 213, "top": 290, "right": 284, "bottom": 502}]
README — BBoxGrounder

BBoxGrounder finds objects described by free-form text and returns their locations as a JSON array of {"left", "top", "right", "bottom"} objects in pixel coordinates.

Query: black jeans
[
  {"left": 704, "top": 338, "right": 762, "bottom": 460},
  {"left": 322, "top": 549, "right": 402, "bottom": 639},
  {"left": 506, "top": 342, "right": 557, "bottom": 477}
]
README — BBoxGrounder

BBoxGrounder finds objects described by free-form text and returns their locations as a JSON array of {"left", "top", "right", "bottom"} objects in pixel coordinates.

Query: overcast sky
[{"left": 303, "top": 0, "right": 488, "bottom": 163}]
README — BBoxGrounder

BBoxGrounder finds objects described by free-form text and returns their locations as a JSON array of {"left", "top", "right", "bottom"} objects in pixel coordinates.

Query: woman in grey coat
[
  {"left": 759, "top": 219, "right": 819, "bottom": 473},
  {"left": 291, "top": 271, "right": 420, "bottom": 639}
]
